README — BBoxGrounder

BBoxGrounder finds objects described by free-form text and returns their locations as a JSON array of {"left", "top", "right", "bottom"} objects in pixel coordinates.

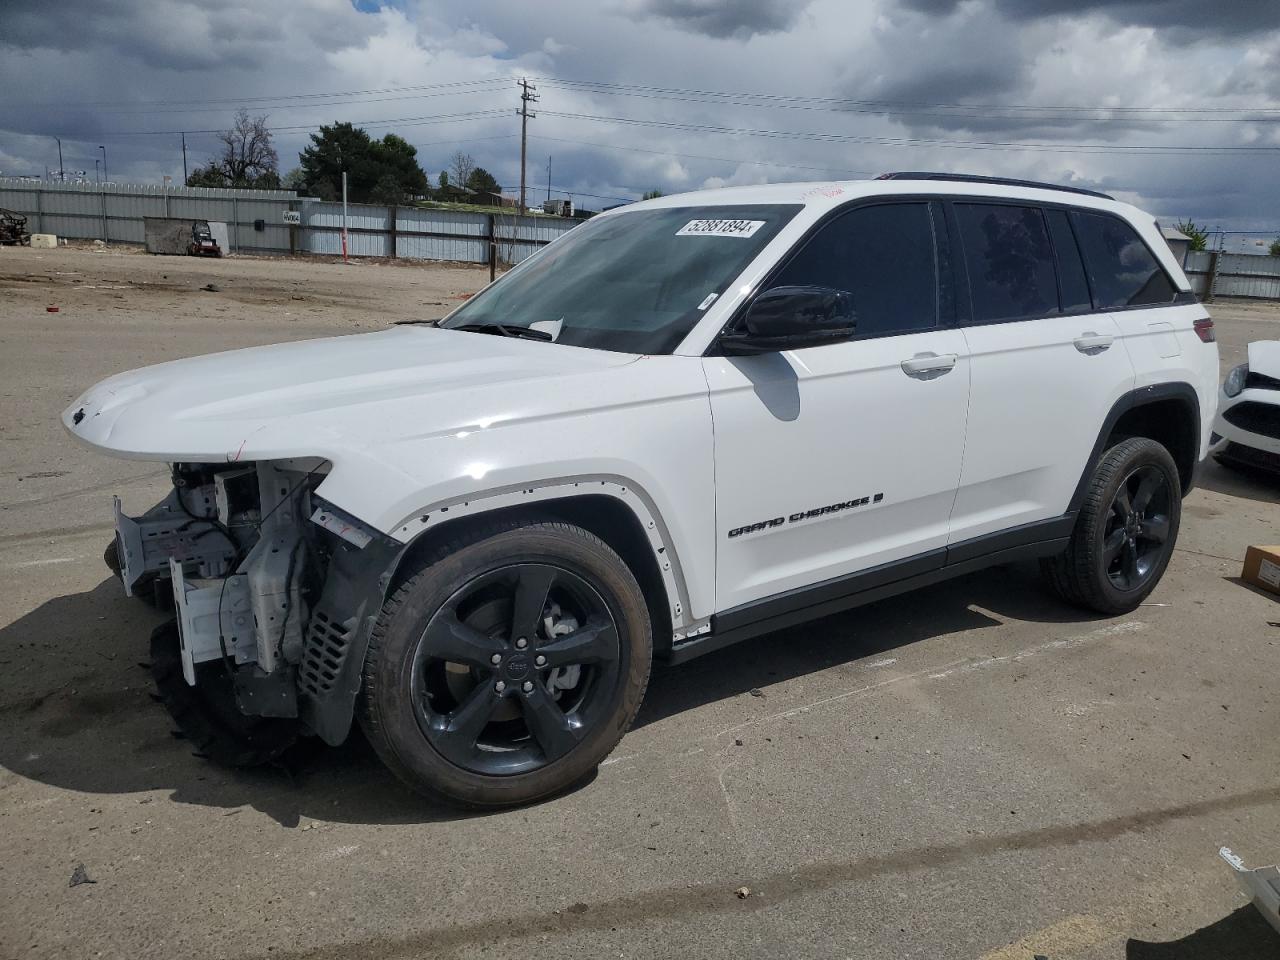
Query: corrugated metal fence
[
  {"left": 0, "top": 179, "right": 581, "bottom": 265},
  {"left": 1185, "top": 249, "right": 1280, "bottom": 301}
]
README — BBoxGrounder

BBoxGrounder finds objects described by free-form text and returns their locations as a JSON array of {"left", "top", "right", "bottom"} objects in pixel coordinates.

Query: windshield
[{"left": 441, "top": 204, "right": 802, "bottom": 354}]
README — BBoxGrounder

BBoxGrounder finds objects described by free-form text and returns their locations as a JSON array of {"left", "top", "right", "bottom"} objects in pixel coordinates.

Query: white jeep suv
[{"left": 64, "top": 173, "right": 1219, "bottom": 807}]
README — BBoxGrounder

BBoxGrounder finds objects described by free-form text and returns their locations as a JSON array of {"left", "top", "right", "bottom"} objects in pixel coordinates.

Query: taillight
[{"left": 1193, "top": 317, "right": 1215, "bottom": 343}]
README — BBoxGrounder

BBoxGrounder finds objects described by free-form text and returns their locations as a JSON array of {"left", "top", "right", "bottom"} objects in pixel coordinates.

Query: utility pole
[
  {"left": 341, "top": 170, "right": 349, "bottom": 263},
  {"left": 546, "top": 156, "right": 551, "bottom": 205},
  {"left": 99, "top": 145, "right": 107, "bottom": 183},
  {"left": 181, "top": 133, "right": 188, "bottom": 184},
  {"left": 517, "top": 78, "right": 538, "bottom": 215},
  {"left": 55, "top": 137, "right": 64, "bottom": 182}
]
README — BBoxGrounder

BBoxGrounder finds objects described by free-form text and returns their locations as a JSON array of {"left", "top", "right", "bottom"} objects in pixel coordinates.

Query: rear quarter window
[
  {"left": 1070, "top": 211, "right": 1177, "bottom": 309},
  {"left": 954, "top": 203, "right": 1058, "bottom": 323}
]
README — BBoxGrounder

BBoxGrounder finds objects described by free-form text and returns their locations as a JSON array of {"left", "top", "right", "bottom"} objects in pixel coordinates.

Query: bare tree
[
  {"left": 202, "top": 109, "right": 278, "bottom": 187},
  {"left": 449, "top": 151, "right": 476, "bottom": 191}
]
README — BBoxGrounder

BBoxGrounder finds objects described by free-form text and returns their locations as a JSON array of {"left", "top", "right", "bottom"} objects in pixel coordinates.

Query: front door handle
[
  {"left": 1073, "top": 332, "right": 1114, "bottom": 355},
  {"left": 901, "top": 352, "right": 957, "bottom": 379}
]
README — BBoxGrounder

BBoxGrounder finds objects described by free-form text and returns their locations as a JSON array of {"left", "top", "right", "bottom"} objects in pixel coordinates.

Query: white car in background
[{"left": 1213, "top": 341, "right": 1280, "bottom": 474}]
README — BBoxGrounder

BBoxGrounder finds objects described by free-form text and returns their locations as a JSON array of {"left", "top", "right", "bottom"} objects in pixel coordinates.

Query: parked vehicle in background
[
  {"left": 1213, "top": 340, "right": 1280, "bottom": 474},
  {"left": 188, "top": 220, "right": 222, "bottom": 257},
  {"left": 64, "top": 173, "right": 1217, "bottom": 808}
]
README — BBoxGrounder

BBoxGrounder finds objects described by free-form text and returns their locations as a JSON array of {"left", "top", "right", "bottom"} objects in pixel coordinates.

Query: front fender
[{"left": 312, "top": 356, "right": 717, "bottom": 624}]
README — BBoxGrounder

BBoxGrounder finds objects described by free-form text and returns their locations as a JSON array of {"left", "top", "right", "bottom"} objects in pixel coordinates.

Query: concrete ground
[{"left": 1, "top": 245, "right": 1278, "bottom": 960}]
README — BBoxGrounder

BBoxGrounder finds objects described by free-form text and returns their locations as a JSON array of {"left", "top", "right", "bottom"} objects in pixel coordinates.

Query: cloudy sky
[{"left": 2, "top": 0, "right": 1278, "bottom": 239}]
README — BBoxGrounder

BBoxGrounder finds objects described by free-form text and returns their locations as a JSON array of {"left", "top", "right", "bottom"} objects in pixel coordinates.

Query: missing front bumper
[{"left": 1220, "top": 847, "right": 1280, "bottom": 935}]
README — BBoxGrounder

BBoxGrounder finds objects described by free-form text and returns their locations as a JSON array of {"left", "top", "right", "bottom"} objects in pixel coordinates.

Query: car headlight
[{"left": 1224, "top": 364, "right": 1248, "bottom": 398}]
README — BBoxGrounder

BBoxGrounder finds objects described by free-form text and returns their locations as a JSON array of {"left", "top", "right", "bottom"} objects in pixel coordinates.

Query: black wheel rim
[
  {"left": 1103, "top": 464, "right": 1173, "bottom": 592},
  {"left": 410, "top": 563, "right": 622, "bottom": 777}
]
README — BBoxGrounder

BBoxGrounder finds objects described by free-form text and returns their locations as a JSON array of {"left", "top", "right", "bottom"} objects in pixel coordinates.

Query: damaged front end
[
  {"left": 1220, "top": 847, "right": 1280, "bottom": 935},
  {"left": 113, "top": 460, "right": 401, "bottom": 762}
]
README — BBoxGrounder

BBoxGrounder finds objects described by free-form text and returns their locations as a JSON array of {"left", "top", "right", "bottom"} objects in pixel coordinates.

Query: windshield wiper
[{"left": 450, "top": 322, "right": 554, "bottom": 342}]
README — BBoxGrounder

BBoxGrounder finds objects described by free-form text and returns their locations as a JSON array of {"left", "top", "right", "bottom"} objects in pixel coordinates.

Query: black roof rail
[{"left": 875, "top": 171, "right": 1113, "bottom": 201}]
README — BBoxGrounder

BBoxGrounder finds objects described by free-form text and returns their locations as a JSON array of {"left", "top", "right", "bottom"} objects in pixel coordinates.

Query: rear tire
[
  {"left": 1041, "top": 437, "right": 1181, "bottom": 614},
  {"left": 360, "top": 520, "right": 652, "bottom": 809}
]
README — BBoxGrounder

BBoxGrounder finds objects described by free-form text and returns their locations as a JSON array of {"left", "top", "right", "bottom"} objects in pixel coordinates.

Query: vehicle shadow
[
  {"left": 0, "top": 562, "right": 1097, "bottom": 825},
  {"left": 636, "top": 559, "right": 1103, "bottom": 729},
  {"left": 1126, "top": 905, "right": 1279, "bottom": 958},
  {"left": 1197, "top": 458, "right": 1280, "bottom": 505},
  {"left": 0, "top": 578, "right": 464, "bottom": 828}
]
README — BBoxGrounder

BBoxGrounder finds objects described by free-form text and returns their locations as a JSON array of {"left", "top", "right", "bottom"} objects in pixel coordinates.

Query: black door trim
[{"left": 668, "top": 514, "right": 1073, "bottom": 664}]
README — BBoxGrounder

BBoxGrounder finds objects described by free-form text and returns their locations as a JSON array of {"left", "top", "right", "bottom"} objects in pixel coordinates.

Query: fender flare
[
  {"left": 388, "top": 473, "right": 696, "bottom": 631},
  {"left": 1067, "top": 381, "right": 1201, "bottom": 515}
]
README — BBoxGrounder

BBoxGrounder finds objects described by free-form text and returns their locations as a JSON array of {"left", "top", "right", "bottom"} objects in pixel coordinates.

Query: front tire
[
  {"left": 1042, "top": 437, "right": 1182, "bottom": 614},
  {"left": 359, "top": 520, "right": 652, "bottom": 809}
]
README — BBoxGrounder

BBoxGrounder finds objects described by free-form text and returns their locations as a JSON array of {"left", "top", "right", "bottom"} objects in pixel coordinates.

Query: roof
[
  {"left": 875, "top": 171, "right": 1112, "bottom": 200},
  {"left": 625, "top": 177, "right": 1131, "bottom": 219},
  {"left": 1161, "top": 225, "right": 1192, "bottom": 242}
]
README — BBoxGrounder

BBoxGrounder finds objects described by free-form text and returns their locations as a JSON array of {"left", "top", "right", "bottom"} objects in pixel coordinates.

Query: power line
[
  {"left": 545, "top": 184, "right": 634, "bottom": 203},
  {"left": 532, "top": 133, "right": 879, "bottom": 178},
  {"left": 80, "top": 88, "right": 503, "bottom": 117},
  {"left": 537, "top": 79, "right": 1280, "bottom": 125},
  {"left": 536, "top": 76, "right": 1280, "bottom": 118},
  {"left": 539, "top": 109, "right": 1280, "bottom": 156},
  {"left": 93, "top": 109, "right": 509, "bottom": 138},
  {"left": 24, "top": 77, "right": 510, "bottom": 109}
]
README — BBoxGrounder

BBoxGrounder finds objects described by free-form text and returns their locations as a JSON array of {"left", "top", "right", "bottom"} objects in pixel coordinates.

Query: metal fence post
[
  {"left": 101, "top": 187, "right": 108, "bottom": 241},
  {"left": 488, "top": 214, "right": 499, "bottom": 281},
  {"left": 34, "top": 187, "right": 42, "bottom": 234},
  {"left": 389, "top": 204, "right": 398, "bottom": 259},
  {"left": 1205, "top": 250, "right": 1220, "bottom": 303},
  {"left": 232, "top": 197, "right": 238, "bottom": 254}
]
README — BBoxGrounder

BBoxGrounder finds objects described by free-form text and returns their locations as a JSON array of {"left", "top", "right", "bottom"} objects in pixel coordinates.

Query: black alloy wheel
[
  {"left": 359, "top": 520, "right": 653, "bottom": 808},
  {"left": 1102, "top": 464, "right": 1173, "bottom": 592},
  {"left": 411, "top": 563, "right": 621, "bottom": 777},
  {"left": 1040, "top": 436, "right": 1182, "bottom": 615}
]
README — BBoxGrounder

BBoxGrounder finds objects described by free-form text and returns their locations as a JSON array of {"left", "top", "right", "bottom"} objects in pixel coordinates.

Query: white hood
[
  {"left": 62, "top": 326, "right": 637, "bottom": 462},
  {"left": 1247, "top": 340, "right": 1280, "bottom": 377}
]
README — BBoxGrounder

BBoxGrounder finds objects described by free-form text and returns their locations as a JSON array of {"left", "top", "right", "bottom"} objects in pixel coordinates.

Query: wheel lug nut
[
  {"left": 535, "top": 655, "right": 546, "bottom": 667},
  {"left": 522, "top": 680, "right": 534, "bottom": 693},
  {"left": 490, "top": 653, "right": 502, "bottom": 666},
  {"left": 515, "top": 637, "right": 528, "bottom": 649},
  {"left": 494, "top": 680, "right": 506, "bottom": 693}
]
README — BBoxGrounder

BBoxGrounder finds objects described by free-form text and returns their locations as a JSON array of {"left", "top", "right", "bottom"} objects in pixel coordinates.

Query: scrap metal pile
[{"left": 0, "top": 208, "right": 30, "bottom": 245}]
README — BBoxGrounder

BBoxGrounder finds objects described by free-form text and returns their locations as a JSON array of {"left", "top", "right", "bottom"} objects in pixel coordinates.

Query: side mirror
[{"left": 720, "top": 285, "right": 856, "bottom": 355}]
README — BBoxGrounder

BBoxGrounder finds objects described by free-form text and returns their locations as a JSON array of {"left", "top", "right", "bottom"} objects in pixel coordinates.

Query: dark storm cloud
[
  {"left": 0, "top": 0, "right": 1276, "bottom": 234},
  {"left": 901, "top": 0, "right": 1280, "bottom": 38},
  {"left": 0, "top": 0, "right": 374, "bottom": 69},
  {"left": 624, "top": 0, "right": 812, "bottom": 39}
]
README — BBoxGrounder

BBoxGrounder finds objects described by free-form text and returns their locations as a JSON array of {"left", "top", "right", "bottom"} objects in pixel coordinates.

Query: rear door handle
[
  {"left": 1073, "top": 332, "right": 1114, "bottom": 355},
  {"left": 900, "top": 352, "right": 957, "bottom": 379}
]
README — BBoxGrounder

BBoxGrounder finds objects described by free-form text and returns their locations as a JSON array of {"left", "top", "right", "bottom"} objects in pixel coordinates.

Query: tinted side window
[
  {"left": 1070, "top": 211, "right": 1176, "bottom": 308},
  {"left": 769, "top": 203, "right": 937, "bottom": 337},
  {"left": 955, "top": 203, "right": 1057, "bottom": 322},
  {"left": 1045, "top": 209, "right": 1092, "bottom": 313}
]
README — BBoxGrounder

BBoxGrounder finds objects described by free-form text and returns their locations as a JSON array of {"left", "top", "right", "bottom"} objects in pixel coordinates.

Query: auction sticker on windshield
[{"left": 676, "top": 219, "right": 766, "bottom": 238}]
